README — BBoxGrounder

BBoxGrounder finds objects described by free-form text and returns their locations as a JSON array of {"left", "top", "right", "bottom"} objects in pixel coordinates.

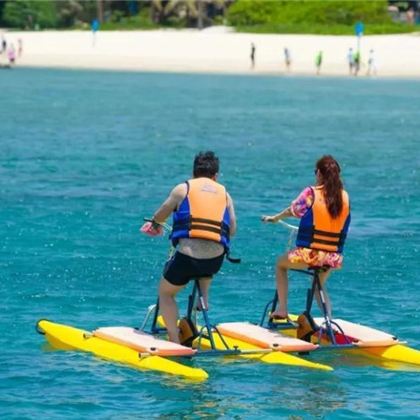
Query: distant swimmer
[
  {"left": 141, "top": 151, "right": 237, "bottom": 344},
  {"left": 262, "top": 155, "right": 351, "bottom": 320}
]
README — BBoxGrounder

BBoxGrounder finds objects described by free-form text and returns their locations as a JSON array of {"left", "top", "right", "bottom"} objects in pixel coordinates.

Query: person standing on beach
[
  {"left": 250, "top": 43, "right": 256, "bottom": 69},
  {"left": 315, "top": 51, "right": 323, "bottom": 75},
  {"left": 284, "top": 47, "right": 291, "bottom": 72},
  {"left": 18, "top": 38, "right": 23, "bottom": 57},
  {"left": 1, "top": 34, "right": 6, "bottom": 55},
  {"left": 347, "top": 48, "right": 354, "bottom": 75},
  {"left": 140, "top": 151, "right": 237, "bottom": 344},
  {"left": 8, "top": 43, "right": 16, "bottom": 66},
  {"left": 261, "top": 155, "right": 351, "bottom": 320},
  {"left": 367, "top": 49, "right": 377, "bottom": 76},
  {"left": 353, "top": 50, "right": 361, "bottom": 76}
]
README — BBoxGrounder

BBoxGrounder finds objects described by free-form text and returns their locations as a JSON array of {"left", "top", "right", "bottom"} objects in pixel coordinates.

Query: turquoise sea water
[{"left": 1, "top": 68, "right": 419, "bottom": 419}]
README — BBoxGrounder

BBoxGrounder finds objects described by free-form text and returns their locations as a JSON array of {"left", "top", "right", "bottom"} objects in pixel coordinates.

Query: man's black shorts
[{"left": 163, "top": 251, "right": 224, "bottom": 286}]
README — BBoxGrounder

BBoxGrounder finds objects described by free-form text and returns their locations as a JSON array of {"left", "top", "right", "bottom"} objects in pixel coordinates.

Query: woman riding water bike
[{"left": 262, "top": 155, "right": 351, "bottom": 320}]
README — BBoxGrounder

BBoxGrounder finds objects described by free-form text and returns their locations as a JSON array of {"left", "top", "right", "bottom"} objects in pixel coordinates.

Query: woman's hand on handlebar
[{"left": 261, "top": 215, "right": 277, "bottom": 223}]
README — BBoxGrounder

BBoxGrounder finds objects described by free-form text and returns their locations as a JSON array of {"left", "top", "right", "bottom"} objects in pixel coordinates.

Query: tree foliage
[
  {"left": 55, "top": 1, "right": 96, "bottom": 27},
  {"left": 0, "top": 0, "right": 413, "bottom": 35},
  {"left": 227, "top": 0, "right": 392, "bottom": 27},
  {"left": 3, "top": 0, "right": 58, "bottom": 29},
  {"left": 0, "top": 1, "right": 6, "bottom": 25}
]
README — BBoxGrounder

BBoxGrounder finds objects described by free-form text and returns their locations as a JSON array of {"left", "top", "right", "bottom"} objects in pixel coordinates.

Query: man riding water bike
[{"left": 142, "top": 151, "right": 236, "bottom": 343}]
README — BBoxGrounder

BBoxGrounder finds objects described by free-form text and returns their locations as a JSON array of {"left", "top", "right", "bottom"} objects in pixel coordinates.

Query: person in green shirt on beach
[
  {"left": 353, "top": 50, "right": 361, "bottom": 76},
  {"left": 315, "top": 50, "right": 323, "bottom": 75}
]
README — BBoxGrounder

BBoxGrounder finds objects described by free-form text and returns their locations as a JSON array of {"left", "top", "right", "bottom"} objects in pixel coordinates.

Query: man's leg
[
  {"left": 272, "top": 254, "right": 307, "bottom": 319},
  {"left": 158, "top": 277, "right": 184, "bottom": 343}
]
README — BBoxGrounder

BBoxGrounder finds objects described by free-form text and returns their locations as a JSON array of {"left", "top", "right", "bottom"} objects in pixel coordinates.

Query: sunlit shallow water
[{"left": 1, "top": 68, "right": 419, "bottom": 418}]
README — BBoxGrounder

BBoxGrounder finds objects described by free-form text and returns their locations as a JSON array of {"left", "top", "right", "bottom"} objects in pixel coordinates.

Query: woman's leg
[{"left": 272, "top": 254, "right": 308, "bottom": 319}]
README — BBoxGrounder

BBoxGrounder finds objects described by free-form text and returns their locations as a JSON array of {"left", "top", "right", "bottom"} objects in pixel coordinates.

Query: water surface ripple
[{"left": 1, "top": 69, "right": 419, "bottom": 419}]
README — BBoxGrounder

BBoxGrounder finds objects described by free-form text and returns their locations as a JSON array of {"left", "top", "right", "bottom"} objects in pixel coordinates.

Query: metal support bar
[
  {"left": 195, "top": 279, "right": 217, "bottom": 350},
  {"left": 142, "top": 277, "right": 234, "bottom": 353},
  {"left": 259, "top": 298, "right": 274, "bottom": 326},
  {"left": 260, "top": 267, "right": 353, "bottom": 346},
  {"left": 150, "top": 297, "right": 160, "bottom": 334}
]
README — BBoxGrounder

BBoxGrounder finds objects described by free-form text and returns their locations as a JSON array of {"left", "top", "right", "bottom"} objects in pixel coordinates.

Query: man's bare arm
[{"left": 153, "top": 184, "right": 186, "bottom": 224}]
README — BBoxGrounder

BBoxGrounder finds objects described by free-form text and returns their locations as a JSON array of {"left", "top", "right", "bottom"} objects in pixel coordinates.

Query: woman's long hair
[{"left": 316, "top": 155, "right": 343, "bottom": 218}]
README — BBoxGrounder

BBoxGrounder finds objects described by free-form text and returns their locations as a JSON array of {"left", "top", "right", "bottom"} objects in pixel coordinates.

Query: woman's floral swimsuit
[{"left": 288, "top": 186, "right": 343, "bottom": 268}]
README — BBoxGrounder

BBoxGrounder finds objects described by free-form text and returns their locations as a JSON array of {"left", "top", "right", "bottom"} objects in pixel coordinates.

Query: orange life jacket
[
  {"left": 170, "top": 178, "right": 230, "bottom": 248},
  {"left": 296, "top": 186, "right": 350, "bottom": 253}
]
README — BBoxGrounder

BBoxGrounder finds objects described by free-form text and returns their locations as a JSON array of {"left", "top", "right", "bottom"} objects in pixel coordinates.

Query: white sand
[{"left": 2, "top": 28, "right": 420, "bottom": 77}]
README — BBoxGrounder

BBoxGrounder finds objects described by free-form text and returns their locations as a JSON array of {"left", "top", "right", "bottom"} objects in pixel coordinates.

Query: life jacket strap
[
  {"left": 312, "top": 238, "right": 344, "bottom": 247},
  {"left": 189, "top": 224, "right": 223, "bottom": 235},
  {"left": 225, "top": 250, "right": 241, "bottom": 264},
  {"left": 173, "top": 217, "right": 230, "bottom": 238},
  {"left": 298, "top": 226, "right": 346, "bottom": 247},
  {"left": 190, "top": 217, "right": 222, "bottom": 227},
  {"left": 312, "top": 229, "right": 342, "bottom": 238}
]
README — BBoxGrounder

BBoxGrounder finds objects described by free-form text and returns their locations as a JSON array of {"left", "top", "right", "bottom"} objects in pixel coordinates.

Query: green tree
[
  {"left": 150, "top": 0, "right": 227, "bottom": 28},
  {"left": 55, "top": 0, "right": 96, "bottom": 28},
  {"left": 56, "top": 0, "right": 83, "bottom": 27},
  {"left": 226, "top": 0, "right": 278, "bottom": 26},
  {"left": 0, "top": 1, "right": 7, "bottom": 25},
  {"left": 3, "top": 0, "right": 57, "bottom": 29},
  {"left": 227, "top": 0, "right": 391, "bottom": 27}
]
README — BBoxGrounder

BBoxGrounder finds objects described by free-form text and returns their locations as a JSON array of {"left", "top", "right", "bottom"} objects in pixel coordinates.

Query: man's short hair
[{"left": 193, "top": 151, "right": 219, "bottom": 178}]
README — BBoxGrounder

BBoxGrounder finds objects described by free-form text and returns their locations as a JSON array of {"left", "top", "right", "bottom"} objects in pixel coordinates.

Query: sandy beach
[{"left": 2, "top": 28, "right": 420, "bottom": 77}]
